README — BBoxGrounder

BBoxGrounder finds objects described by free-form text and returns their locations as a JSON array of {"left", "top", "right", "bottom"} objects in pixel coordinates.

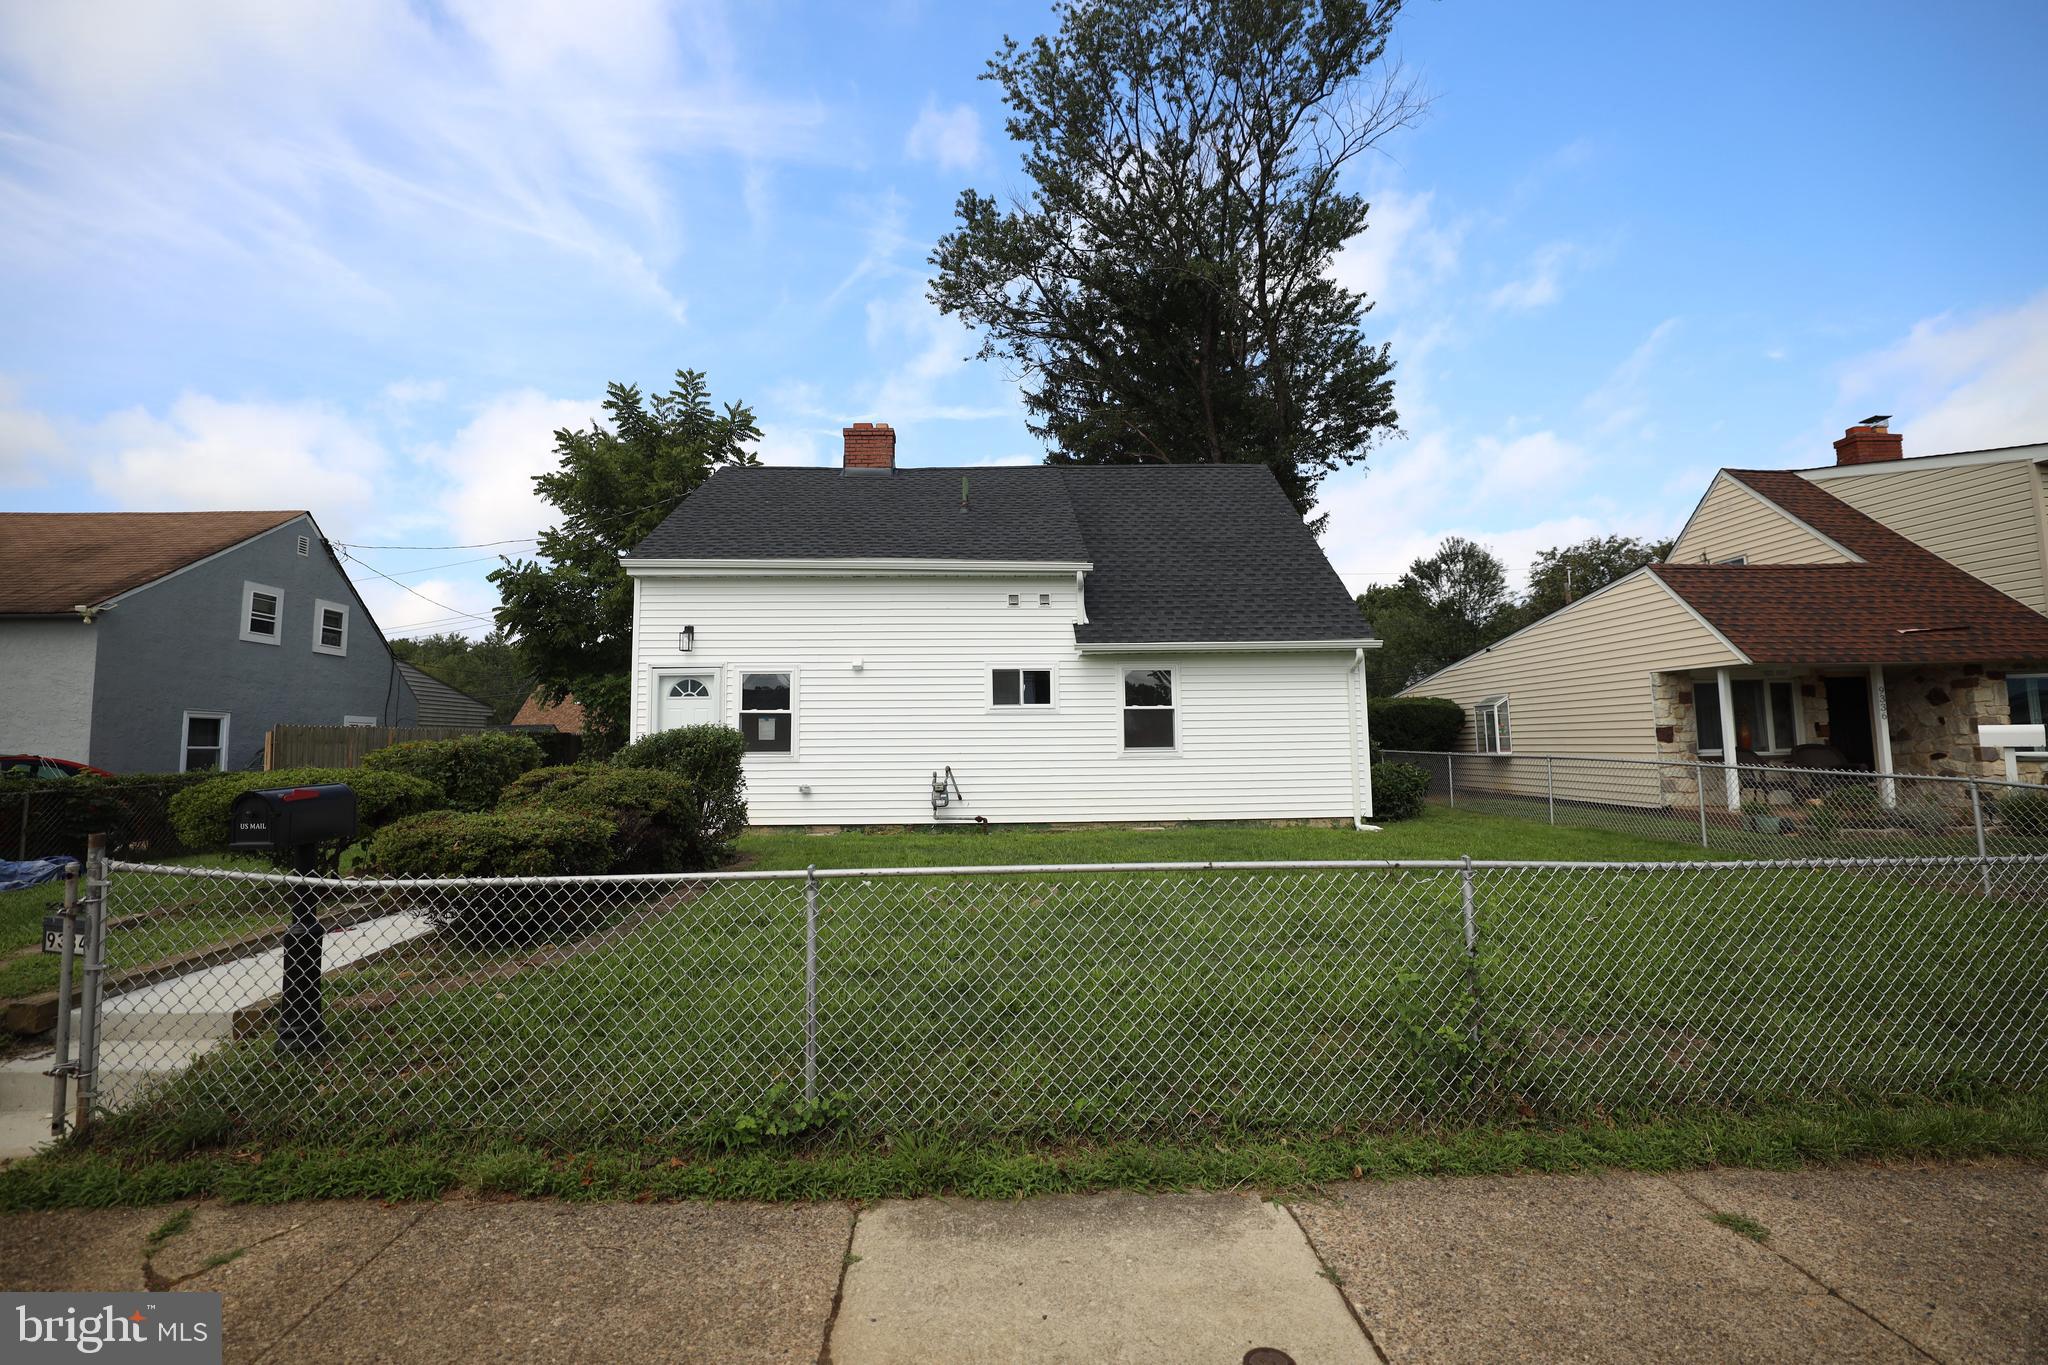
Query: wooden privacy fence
[{"left": 265, "top": 724, "right": 481, "bottom": 770}]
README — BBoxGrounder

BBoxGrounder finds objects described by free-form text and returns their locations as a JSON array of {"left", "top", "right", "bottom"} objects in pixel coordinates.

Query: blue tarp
[{"left": 0, "top": 856, "right": 74, "bottom": 894}]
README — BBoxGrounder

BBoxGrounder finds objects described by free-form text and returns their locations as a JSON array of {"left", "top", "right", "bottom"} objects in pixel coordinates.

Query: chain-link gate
[{"left": 55, "top": 852, "right": 2048, "bottom": 1145}]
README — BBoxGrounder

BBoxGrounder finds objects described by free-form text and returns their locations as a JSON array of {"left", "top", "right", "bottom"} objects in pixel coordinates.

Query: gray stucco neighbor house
[{"left": 0, "top": 510, "right": 418, "bottom": 772}]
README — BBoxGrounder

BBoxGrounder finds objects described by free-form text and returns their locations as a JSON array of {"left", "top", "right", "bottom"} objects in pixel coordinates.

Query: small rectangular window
[
  {"left": 1714, "top": 554, "right": 1747, "bottom": 565},
  {"left": 312, "top": 599, "right": 349, "bottom": 655},
  {"left": 1007, "top": 593, "right": 1019, "bottom": 607},
  {"left": 1476, "top": 696, "right": 1512, "bottom": 754},
  {"left": 740, "top": 672, "right": 793, "bottom": 753},
  {"left": 240, "top": 582, "right": 282, "bottom": 644},
  {"left": 2011, "top": 674, "right": 2048, "bottom": 755},
  {"left": 992, "top": 668, "right": 1053, "bottom": 707},
  {"left": 1122, "top": 668, "right": 1175, "bottom": 749},
  {"left": 1038, "top": 593, "right": 1051, "bottom": 607},
  {"left": 181, "top": 712, "right": 228, "bottom": 772}
]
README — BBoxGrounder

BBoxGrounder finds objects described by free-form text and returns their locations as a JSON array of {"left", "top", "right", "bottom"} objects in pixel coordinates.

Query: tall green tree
[
  {"left": 491, "top": 372, "right": 759, "bottom": 751},
  {"left": 387, "top": 630, "right": 532, "bottom": 725},
  {"left": 929, "top": 0, "right": 1423, "bottom": 529},
  {"left": 1515, "top": 534, "right": 1674, "bottom": 625},
  {"left": 1356, "top": 536, "right": 1515, "bottom": 694}
]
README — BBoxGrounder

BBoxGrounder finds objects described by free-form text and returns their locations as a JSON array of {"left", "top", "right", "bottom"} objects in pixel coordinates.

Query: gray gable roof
[
  {"left": 627, "top": 463, "right": 1370, "bottom": 647},
  {"left": 396, "top": 662, "right": 494, "bottom": 729}
]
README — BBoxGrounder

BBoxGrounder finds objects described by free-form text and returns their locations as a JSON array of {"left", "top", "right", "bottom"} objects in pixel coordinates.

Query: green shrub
[
  {"left": 1373, "top": 697, "right": 1465, "bottom": 754},
  {"left": 361, "top": 732, "right": 545, "bottom": 811},
  {"left": 1996, "top": 787, "right": 2048, "bottom": 837},
  {"left": 366, "top": 807, "right": 619, "bottom": 943},
  {"left": 366, "top": 807, "right": 618, "bottom": 878},
  {"left": 610, "top": 725, "right": 748, "bottom": 846},
  {"left": 1372, "top": 761, "right": 1432, "bottom": 822},
  {"left": 499, "top": 765, "right": 715, "bottom": 872},
  {"left": 168, "top": 768, "right": 441, "bottom": 854}
]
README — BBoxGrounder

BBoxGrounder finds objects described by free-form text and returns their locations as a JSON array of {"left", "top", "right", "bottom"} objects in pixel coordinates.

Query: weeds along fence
[
  {"left": 1383, "top": 749, "right": 2048, "bottom": 859},
  {"left": 56, "top": 854, "right": 2048, "bottom": 1146}
]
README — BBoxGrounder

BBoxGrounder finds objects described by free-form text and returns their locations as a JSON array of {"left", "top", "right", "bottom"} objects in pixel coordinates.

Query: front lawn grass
[
  {"left": 734, "top": 806, "right": 1728, "bottom": 870},
  {"left": 4, "top": 1089, "right": 2041, "bottom": 1210}
]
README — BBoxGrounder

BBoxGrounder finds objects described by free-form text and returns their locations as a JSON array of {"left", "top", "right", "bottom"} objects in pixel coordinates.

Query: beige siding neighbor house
[{"left": 1399, "top": 421, "right": 2048, "bottom": 809}]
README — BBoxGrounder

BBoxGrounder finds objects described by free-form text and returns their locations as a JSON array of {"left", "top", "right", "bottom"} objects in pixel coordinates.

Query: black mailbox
[{"left": 228, "top": 784, "right": 359, "bottom": 851}]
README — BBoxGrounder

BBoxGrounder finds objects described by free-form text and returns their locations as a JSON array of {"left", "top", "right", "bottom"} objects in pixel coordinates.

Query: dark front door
[{"left": 1824, "top": 676, "right": 1875, "bottom": 770}]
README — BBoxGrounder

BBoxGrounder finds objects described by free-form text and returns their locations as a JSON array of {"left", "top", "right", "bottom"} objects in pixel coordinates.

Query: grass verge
[{"left": 3, "top": 1090, "right": 2040, "bottom": 1211}]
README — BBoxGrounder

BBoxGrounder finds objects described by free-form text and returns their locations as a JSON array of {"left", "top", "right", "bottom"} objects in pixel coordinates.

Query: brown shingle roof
[
  {"left": 512, "top": 691, "right": 584, "bottom": 734},
  {"left": 0, "top": 511, "right": 305, "bottom": 615},
  {"left": 1650, "top": 470, "right": 2048, "bottom": 664}
]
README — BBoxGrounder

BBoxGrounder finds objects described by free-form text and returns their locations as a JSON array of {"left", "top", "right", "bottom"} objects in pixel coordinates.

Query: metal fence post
[
  {"left": 1547, "top": 757, "right": 1556, "bottom": 825},
  {"left": 1458, "top": 855, "right": 1484, "bottom": 1048},
  {"left": 16, "top": 791, "right": 28, "bottom": 861},
  {"left": 1446, "top": 754, "right": 1456, "bottom": 808},
  {"left": 1695, "top": 762, "right": 1710, "bottom": 848},
  {"left": 48, "top": 861, "right": 80, "bottom": 1137},
  {"left": 1968, "top": 779, "right": 1991, "bottom": 895},
  {"left": 803, "top": 865, "right": 819, "bottom": 1103},
  {"left": 73, "top": 834, "right": 108, "bottom": 1137}
]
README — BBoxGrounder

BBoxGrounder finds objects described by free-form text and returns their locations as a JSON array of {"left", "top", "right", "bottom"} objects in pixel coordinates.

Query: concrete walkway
[{"left": 2, "top": 1162, "right": 2040, "bottom": 1363}]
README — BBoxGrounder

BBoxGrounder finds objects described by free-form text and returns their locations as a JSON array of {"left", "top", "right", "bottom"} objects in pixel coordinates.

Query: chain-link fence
[
  {"left": 1383, "top": 749, "right": 2048, "bottom": 859},
  {"left": 54, "top": 853, "right": 2048, "bottom": 1146},
  {"left": 1, "top": 782, "right": 195, "bottom": 865}
]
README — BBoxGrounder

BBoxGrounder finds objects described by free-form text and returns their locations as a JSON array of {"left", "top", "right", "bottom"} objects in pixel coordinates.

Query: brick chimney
[
  {"left": 1833, "top": 415, "right": 1903, "bottom": 467},
  {"left": 842, "top": 421, "right": 896, "bottom": 471}
]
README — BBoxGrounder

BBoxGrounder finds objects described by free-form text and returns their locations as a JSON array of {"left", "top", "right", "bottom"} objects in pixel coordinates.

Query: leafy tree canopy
[
  {"left": 1519, "top": 534, "right": 1674, "bottom": 623},
  {"left": 490, "top": 371, "right": 759, "bottom": 752},
  {"left": 929, "top": 0, "right": 1423, "bottom": 529},
  {"left": 387, "top": 629, "right": 532, "bottom": 725}
]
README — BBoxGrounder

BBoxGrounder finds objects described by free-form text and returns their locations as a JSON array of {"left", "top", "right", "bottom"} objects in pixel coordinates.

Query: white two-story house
[{"left": 623, "top": 423, "right": 1379, "bottom": 826}]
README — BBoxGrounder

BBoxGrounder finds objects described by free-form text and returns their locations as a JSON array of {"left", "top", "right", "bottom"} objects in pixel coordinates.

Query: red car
[{"left": 0, "top": 755, "right": 116, "bottom": 779}]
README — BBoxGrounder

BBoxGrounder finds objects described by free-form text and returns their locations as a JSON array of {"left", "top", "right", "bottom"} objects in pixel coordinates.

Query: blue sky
[{"left": 3, "top": 0, "right": 2045, "bottom": 639}]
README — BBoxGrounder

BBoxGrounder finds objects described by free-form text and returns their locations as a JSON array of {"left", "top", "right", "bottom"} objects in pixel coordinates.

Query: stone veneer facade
[{"left": 1651, "top": 664, "right": 2041, "bottom": 807}]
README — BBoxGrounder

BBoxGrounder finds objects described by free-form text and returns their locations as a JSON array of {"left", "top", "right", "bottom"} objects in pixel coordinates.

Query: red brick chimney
[
  {"left": 843, "top": 421, "right": 896, "bottom": 470},
  {"left": 1833, "top": 416, "right": 1903, "bottom": 466}
]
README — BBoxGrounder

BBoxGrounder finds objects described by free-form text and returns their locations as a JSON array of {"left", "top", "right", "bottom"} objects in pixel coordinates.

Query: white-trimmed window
[
  {"left": 2009, "top": 674, "right": 2048, "bottom": 756},
  {"left": 1122, "top": 668, "right": 1176, "bottom": 749},
  {"left": 240, "top": 582, "right": 282, "bottom": 644},
  {"left": 342, "top": 715, "right": 377, "bottom": 727},
  {"left": 992, "top": 667, "right": 1054, "bottom": 708},
  {"left": 739, "top": 671, "right": 794, "bottom": 754},
  {"left": 181, "top": 712, "right": 229, "bottom": 772},
  {"left": 312, "top": 599, "right": 349, "bottom": 656},
  {"left": 1476, "top": 695, "right": 1512, "bottom": 754},
  {"left": 1714, "top": 554, "right": 1748, "bottom": 565},
  {"left": 1696, "top": 679, "right": 1797, "bottom": 757}
]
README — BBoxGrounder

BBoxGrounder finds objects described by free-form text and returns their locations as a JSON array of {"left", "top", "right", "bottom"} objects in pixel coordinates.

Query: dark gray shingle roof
[
  {"left": 627, "top": 463, "right": 1370, "bottom": 646},
  {"left": 396, "top": 662, "right": 494, "bottom": 729}
]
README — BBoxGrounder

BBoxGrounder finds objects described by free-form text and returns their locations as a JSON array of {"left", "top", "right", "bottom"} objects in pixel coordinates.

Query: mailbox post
[{"left": 228, "top": 784, "right": 358, "bottom": 1054}]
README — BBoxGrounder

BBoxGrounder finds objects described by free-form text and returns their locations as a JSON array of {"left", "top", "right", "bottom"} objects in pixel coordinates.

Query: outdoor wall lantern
[{"left": 679, "top": 625, "right": 695, "bottom": 652}]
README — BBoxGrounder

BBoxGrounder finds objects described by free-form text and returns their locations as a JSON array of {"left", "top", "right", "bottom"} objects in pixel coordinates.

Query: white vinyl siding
[
  {"left": 1668, "top": 475, "right": 1854, "bottom": 566},
  {"left": 1399, "top": 572, "right": 1743, "bottom": 761},
  {"left": 1807, "top": 458, "right": 2048, "bottom": 614},
  {"left": 629, "top": 574, "right": 1358, "bottom": 825}
]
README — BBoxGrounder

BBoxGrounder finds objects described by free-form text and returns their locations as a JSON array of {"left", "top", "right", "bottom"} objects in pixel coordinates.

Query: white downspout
[
  {"left": 1715, "top": 668, "right": 1741, "bottom": 812},
  {"left": 1350, "top": 647, "right": 1378, "bottom": 831}
]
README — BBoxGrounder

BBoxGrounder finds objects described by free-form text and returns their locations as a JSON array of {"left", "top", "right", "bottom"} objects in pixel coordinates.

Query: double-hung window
[
  {"left": 181, "top": 712, "right": 228, "bottom": 772},
  {"left": 1122, "top": 668, "right": 1175, "bottom": 749},
  {"left": 992, "top": 668, "right": 1053, "bottom": 707},
  {"left": 1476, "top": 696, "right": 1512, "bottom": 754},
  {"left": 312, "top": 599, "right": 349, "bottom": 655},
  {"left": 2010, "top": 674, "right": 2048, "bottom": 756},
  {"left": 740, "top": 672, "right": 793, "bottom": 753},
  {"left": 1696, "top": 679, "right": 1797, "bottom": 757},
  {"left": 240, "top": 582, "right": 282, "bottom": 645}
]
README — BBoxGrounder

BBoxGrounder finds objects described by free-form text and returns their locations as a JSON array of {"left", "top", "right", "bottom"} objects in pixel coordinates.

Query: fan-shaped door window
[{"left": 658, "top": 673, "right": 717, "bottom": 732}]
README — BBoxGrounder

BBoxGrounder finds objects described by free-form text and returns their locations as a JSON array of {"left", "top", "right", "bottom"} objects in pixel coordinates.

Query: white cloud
[
  {"left": 417, "top": 389, "right": 598, "bottom": 545},
  {"left": 1486, "top": 241, "right": 1579, "bottom": 311},
  {"left": 1581, "top": 317, "right": 1680, "bottom": 436},
  {"left": 903, "top": 98, "right": 984, "bottom": 173},
  {"left": 85, "top": 393, "right": 387, "bottom": 531},
  {"left": 1329, "top": 188, "right": 1460, "bottom": 307},
  {"left": 0, "top": 376, "right": 63, "bottom": 481},
  {"left": 1836, "top": 290, "right": 2048, "bottom": 454}
]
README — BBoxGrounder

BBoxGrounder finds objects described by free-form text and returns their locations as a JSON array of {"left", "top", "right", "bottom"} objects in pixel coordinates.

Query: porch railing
[{"left": 1381, "top": 748, "right": 2047, "bottom": 858}]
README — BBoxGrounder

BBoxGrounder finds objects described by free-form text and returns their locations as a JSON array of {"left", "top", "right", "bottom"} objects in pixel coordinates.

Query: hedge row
[
  {"left": 167, "top": 768, "right": 443, "bottom": 854},
  {"left": 362, "top": 732, "right": 544, "bottom": 811},
  {"left": 1372, "top": 696, "right": 1464, "bottom": 754}
]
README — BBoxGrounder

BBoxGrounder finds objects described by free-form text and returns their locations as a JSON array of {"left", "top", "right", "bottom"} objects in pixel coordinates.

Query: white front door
[{"left": 657, "top": 673, "right": 718, "bottom": 731}]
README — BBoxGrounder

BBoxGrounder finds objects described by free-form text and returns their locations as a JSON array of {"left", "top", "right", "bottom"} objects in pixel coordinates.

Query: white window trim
[
  {"left": 1476, "top": 695, "right": 1512, "bottom": 756},
  {"left": 737, "top": 666, "right": 799, "bottom": 760},
  {"left": 987, "top": 663, "right": 1060, "bottom": 712},
  {"left": 1119, "top": 664, "right": 1180, "bottom": 754},
  {"left": 1714, "top": 554, "right": 1748, "bottom": 565},
  {"left": 312, "top": 598, "right": 350, "bottom": 656},
  {"left": 654, "top": 667, "right": 724, "bottom": 733},
  {"left": 180, "top": 710, "right": 230, "bottom": 772},
  {"left": 2009, "top": 672, "right": 2048, "bottom": 758},
  {"left": 1695, "top": 677, "right": 1798, "bottom": 758},
  {"left": 240, "top": 581, "right": 283, "bottom": 645}
]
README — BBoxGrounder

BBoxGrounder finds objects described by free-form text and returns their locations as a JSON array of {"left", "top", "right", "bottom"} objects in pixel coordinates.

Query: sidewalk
[{"left": 3, "top": 1162, "right": 2041, "bottom": 1363}]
